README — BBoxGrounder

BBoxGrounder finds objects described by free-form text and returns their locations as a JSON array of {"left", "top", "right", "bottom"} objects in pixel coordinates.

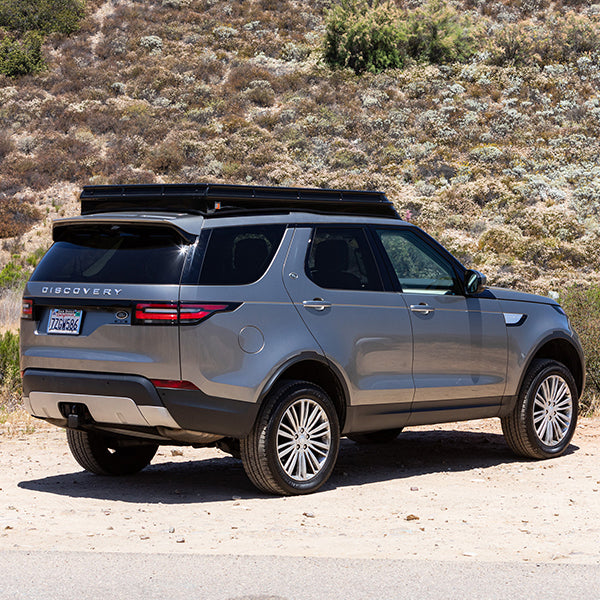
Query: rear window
[
  {"left": 31, "top": 224, "right": 190, "bottom": 285},
  {"left": 197, "top": 225, "right": 285, "bottom": 285}
]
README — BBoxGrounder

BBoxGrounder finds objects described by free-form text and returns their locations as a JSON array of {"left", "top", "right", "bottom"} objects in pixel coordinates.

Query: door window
[
  {"left": 375, "top": 228, "right": 459, "bottom": 294},
  {"left": 306, "top": 227, "right": 382, "bottom": 291}
]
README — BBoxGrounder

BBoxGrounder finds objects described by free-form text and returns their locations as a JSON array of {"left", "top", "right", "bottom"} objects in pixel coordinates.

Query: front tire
[
  {"left": 67, "top": 429, "right": 158, "bottom": 475},
  {"left": 501, "top": 359, "right": 578, "bottom": 459},
  {"left": 240, "top": 380, "right": 340, "bottom": 495}
]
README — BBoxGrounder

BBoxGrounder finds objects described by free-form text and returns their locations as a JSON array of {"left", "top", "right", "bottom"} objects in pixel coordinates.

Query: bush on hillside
[
  {"left": 406, "top": 0, "right": 477, "bottom": 64},
  {"left": 489, "top": 12, "right": 600, "bottom": 66},
  {"left": 324, "top": 0, "right": 406, "bottom": 74},
  {"left": 0, "top": 197, "right": 41, "bottom": 238},
  {"left": 561, "top": 285, "right": 600, "bottom": 415},
  {"left": 0, "top": 31, "right": 44, "bottom": 76},
  {"left": 0, "top": 0, "right": 85, "bottom": 76},
  {"left": 0, "top": 0, "right": 85, "bottom": 35},
  {"left": 0, "top": 331, "right": 20, "bottom": 406},
  {"left": 324, "top": 0, "right": 477, "bottom": 74},
  {"left": 0, "top": 259, "right": 28, "bottom": 289}
]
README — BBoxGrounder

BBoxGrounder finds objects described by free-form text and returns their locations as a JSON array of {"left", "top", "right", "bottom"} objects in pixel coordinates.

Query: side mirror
[{"left": 465, "top": 269, "right": 486, "bottom": 295}]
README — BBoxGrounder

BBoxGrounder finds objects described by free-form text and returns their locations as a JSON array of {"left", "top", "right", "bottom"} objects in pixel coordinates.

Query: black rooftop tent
[{"left": 80, "top": 183, "right": 400, "bottom": 219}]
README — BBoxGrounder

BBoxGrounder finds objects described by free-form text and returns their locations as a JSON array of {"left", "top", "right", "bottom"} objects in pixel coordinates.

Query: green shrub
[
  {"left": 324, "top": 0, "right": 477, "bottom": 74},
  {"left": 405, "top": 0, "right": 477, "bottom": 64},
  {"left": 324, "top": 0, "right": 407, "bottom": 74},
  {"left": 0, "top": 31, "right": 44, "bottom": 77},
  {"left": 0, "top": 258, "right": 28, "bottom": 289},
  {"left": 0, "top": 331, "right": 20, "bottom": 405},
  {"left": 0, "top": 0, "right": 85, "bottom": 35},
  {"left": 561, "top": 285, "right": 600, "bottom": 415}
]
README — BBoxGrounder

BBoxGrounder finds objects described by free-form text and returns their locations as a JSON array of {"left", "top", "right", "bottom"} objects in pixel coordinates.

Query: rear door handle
[
  {"left": 410, "top": 303, "right": 434, "bottom": 315},
  {"left": 303, "top": 299, "right": 331, "bottom": 311}
]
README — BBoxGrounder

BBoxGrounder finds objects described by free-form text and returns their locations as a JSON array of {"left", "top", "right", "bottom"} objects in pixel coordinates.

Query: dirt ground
[{"left": 1, "top": 417, "right": 599, "bottom": 564}]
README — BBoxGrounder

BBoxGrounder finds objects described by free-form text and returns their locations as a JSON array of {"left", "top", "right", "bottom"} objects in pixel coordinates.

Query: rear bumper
[{"left": 22, "top": 369, "right": 258, "bottom": 439}]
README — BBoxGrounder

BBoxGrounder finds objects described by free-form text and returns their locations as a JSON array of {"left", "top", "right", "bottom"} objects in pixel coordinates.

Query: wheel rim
[
  {"left": 276, "top": 398, "right": 331, "bottom": 482},
  {"left": 532, "top": 374, "right": 573, "bottom": 447}
]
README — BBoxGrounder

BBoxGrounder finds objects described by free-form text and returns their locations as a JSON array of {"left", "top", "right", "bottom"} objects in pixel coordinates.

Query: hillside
[
  {"left": 1, "top": 0, "right": 600, "bottom": 293},
  {"left": 0, "top": 3, "right": 597, "bottom": 297}
]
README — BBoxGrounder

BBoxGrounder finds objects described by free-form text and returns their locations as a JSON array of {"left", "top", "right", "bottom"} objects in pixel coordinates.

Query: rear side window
[
  {"left": 198, "top": 225, "right": 285, "bottom": 285},
  {"left": 31, "top": 224, "right": 190, "bottom": 285},
  {"left": 306, "top": 227, "right": 382, "bottom": 291}
]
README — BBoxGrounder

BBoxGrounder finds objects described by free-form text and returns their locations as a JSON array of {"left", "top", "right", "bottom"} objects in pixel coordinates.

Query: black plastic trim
[
  {"left": 344, "top": 403, "right": 412, "bottom": 433},
  {"left": 23, "top": 369, "right": 163, "bottom": 407},
  {"left": 511, "top": 332, "right": 586, "bottom": 402},
  {"left": 157, "top": 388, "right": 259, "bottom": 437}
]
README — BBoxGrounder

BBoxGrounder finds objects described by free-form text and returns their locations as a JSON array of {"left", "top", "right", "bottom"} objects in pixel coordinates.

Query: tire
[
  {"left": 66, "top": 429, "right": 158, "bottom": 475},
  {"left": 216, "top": 437, "right": 241, "bottom": 459},
  {"left": 501, "top": 359, "right": 578, "bottom": 459},
  {"left": 240, "top": 380, "right": 340, "bottom": 495},
  {"left": 347, "top": 428, "right": 403, "bottom": 444}
]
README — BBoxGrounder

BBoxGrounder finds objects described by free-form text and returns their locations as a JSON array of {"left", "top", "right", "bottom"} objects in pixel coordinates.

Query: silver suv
[{"left": 20, "top": 184, "right": 585, "bottom": 495}]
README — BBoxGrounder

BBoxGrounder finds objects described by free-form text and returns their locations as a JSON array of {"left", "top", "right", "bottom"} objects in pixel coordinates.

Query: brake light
[
  {"left": 135, "top": 302, "right": 178, "bottom": 323},
  {"left": 134, "top": 301, "right": 238, "bottom": 325},
  {"left": 151, "top": 379, "right": 199, "bottom": 390},
  {"left": 22, "top": 299, "right": 33, "bottom": 319},
  {"left": 179, "top": 303, "right": 229, "bottom": 322}
]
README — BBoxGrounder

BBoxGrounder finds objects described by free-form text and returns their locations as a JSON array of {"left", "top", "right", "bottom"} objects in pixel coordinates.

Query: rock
[
  {"left": 406, "top": 514, "right": 419, "bottom": 521},
  {"left": 171, "top": 449, "right": 184, "bottom": 457},
  {"left": 303, "top": 512, "right": 315, "bottom": 518},
  {"left": 176, "top": 537, "right": 185, "bottom": 543},
  {"left": 168, "top": 527, "right": 175, "bottom": 533}
]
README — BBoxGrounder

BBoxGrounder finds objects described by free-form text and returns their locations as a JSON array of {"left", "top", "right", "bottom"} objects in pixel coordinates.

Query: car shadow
[{"left": 18, "top": 429, "right": 579, "bottom": 503}]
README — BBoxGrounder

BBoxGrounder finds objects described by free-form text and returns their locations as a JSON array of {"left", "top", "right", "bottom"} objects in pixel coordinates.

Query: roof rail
[{"left": 80, "top": 183, "right": 400, "bottom": 219}]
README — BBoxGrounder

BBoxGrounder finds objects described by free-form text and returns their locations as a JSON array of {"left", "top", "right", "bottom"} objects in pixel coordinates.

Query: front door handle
[
  {"left": 303, "top": 299, "right": 331, "bottom": 311},
  {"left": 410, "top": 303, "right": 435, "bottom": 315}
]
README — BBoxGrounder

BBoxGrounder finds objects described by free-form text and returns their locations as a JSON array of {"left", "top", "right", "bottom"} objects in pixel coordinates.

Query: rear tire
[
  {"left": 240, "top": 380, "right": 340, "bottom": 495},
  {"left": 501, "top": 359, "right": 578, "bottom": 459},
  {"left": 66, "top": 429, "right": 158, "bottom": 475},
  {"left": 347, "top": 428, "right": 403, "bottom": 444}
]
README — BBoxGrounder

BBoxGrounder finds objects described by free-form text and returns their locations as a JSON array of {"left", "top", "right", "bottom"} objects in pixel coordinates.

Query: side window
[
  {"left": 306, "top": 227, "right": 382, "bottom": 291},
  {"left": 198, "top": 225, "right": 285, "bottom": 285},
  {"left": 375, "top": 228, "right": 459, "bottom": 294}
]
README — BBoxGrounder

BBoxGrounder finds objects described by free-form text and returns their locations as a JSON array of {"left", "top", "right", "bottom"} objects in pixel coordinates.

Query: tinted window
[
  {"left": 198, "top": 225, "right": 285, "bottom": 285},
  {"left": 31, "top": 225, "right": 190, "bottom": 285},
  {"left": 375, "top": 228, "right": 458, "bottom": 294},
  {"left": 306, "top": 227, "right": 382, "bottom": 291}
]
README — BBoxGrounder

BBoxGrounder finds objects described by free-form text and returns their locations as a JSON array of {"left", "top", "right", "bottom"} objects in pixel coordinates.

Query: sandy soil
[{"left": 1, "top": 417, "right": 599, "bottom": 564}]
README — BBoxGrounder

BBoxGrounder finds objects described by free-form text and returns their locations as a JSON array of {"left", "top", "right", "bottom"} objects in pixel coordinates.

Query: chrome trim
[{"left": 503, "top": 313, "right": 526, "bottom": 326}]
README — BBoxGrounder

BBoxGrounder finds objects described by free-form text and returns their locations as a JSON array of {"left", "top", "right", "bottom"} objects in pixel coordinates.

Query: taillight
[
  {"left": 179, "top": 303, "right": 229, "bottom": 323},
  {"left": 151, "top": 379, "right": 199, "bottom": 390},
  {"left": 134, "top": 301, "right": 238, "bottom": 325},
  {"left": 22, "top": 299, "right": 33, "bottom": 319},
  {"left": 135, "top": 302, "right": 178, "bottom": 324}
]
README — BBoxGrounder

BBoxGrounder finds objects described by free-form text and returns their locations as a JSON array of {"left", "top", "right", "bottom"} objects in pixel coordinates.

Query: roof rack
[{"left": 80, "top": 183, "right": 400, "bottom": 219}]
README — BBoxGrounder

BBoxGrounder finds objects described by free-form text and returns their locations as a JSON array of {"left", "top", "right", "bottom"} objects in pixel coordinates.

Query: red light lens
[
  {"left": 134, "top": 302, "right": 237, "bottom": 325},
  {"left": 135, "top": 302, "right": 178, "bottom": 323},
  {"left": 22, "top": 299, "right": 33, "bottom": 319},
  {"left": 179, "top": 303, "right": 229, "bottom": 322},
  {"left": 151, "top": 379, "right": 199, "bottom": 390}
]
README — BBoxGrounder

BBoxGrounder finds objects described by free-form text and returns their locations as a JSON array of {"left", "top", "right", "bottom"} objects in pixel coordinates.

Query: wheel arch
[
  {"left": 258, "top": 353, "right": 349, "bottom": 430},
  {"left": 520, "top": 334, "right": 585, "bottom": 399}
]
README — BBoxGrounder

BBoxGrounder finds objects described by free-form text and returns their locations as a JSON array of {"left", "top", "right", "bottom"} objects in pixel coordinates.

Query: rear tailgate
[{"left": 21, "top": 220, "right": 195, "bottom": 381}]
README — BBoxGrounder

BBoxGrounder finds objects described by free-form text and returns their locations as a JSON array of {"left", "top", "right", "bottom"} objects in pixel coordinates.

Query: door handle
[
  {"left": 303, "top": 299, "right": 331, "bottom": 311},
  {"left": 410, "top": 303, "right": 434, "bottom": 315}
]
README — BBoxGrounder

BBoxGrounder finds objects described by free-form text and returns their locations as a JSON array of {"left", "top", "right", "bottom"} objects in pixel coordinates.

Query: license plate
[{"left": 47, "top": 308, "right": 83, "bottom": 335}]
